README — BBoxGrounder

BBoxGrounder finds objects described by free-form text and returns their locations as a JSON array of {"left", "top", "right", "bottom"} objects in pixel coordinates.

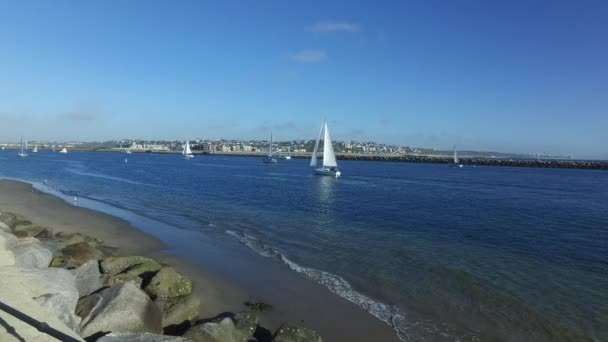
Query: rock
[
  {"left": 101, "top": 255, "right": 157, "bottom": 275},
  {"left": 13, "top": 226, "right": 53, "bottom": 239},
  {"left": 50, "top": 255, "right": 71, "bottom": 268},
  {"left": 97, "top": 331, "right": 193, "bottom": 341},
  {"left": 122, "top": 259, "right": 163, "bottom": 277},
  {"left": 0, "top": 267, "right": 84, "bottom": 341},
  {"left": 182, "top": 317, "right": 237, "bottom": 342},
  {"left": 0, "top": 230, "right": 18, "bottom": 266},
  {"left": 71, "top": 259, "right": 103, "bottom": 297},
  {"left": 11, "top": 237, "right": 53, "bottom": 268},
  {"left": 183, "top": 312, "right": 258, "bottom": 342},
  {"left": 103, "top": 272, "right": 144, "bottom": 288},
  {"left": 0, "top": 212, "right": 19, "bottom": 228},
  {"left": 156, "top": 293, "right": 200, "bottom": 328},
  {"left": 273, "top": 323, "right": 322, "bottom": 342},
  {"left": 61, "top": 242, "right": 104, "bottom": 266},
  {"left": 77, "top": 282, "right": 163, "bottom": 338},
  {"left": 144, "top": 266, "right": 193, "bottom": 299},
  {"left": 0, "top": 220, "right": 10, "bottom": 232},
  {"left": 244, "top": 300, "right": 273, "bottom": 312},
  {"left": 56, "top": 231, "right": 102, "bottom": 247},
  {"left": 0, "top": 266, "right": 81, "bottom": 332}
]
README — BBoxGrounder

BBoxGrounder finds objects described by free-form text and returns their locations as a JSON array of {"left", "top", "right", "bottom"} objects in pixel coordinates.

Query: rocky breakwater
[{"left": 0, "top": 210, "right": 323, "bottom": 342}]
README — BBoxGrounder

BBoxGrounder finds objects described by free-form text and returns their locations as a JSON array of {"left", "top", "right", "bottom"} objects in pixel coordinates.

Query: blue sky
[{"left": 0, "top": 1, "right": 606, "bottom": 158}]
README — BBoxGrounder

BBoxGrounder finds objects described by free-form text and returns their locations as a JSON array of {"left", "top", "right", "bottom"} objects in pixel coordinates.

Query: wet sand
[{"left": 0, "top": 179, "right": 400, "bottom": 341}]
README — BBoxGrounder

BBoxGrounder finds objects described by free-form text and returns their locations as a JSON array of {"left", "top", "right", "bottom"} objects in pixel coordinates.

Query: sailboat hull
[
  {"left": 263, "top": 157, "right": 277, "bottom": 163},
  {"left": 314, "top": 167, "right": 341, "bottom": 177},
  {"left": 184, "top": 154, "right": 194, "bottom": 159}
]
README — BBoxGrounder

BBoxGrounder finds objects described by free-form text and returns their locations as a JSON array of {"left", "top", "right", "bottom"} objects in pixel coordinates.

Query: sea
[{"left": 0, "top": 150, "right": 606, "bottom": 342}]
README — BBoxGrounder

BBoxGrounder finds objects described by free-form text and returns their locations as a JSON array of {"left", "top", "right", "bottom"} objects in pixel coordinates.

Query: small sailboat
[
  {"left": 125, "top": 149, "right": 132, "bottom": 154},
  {"left": 32, "top": 144, "right": 38, "bottom": 153},
  {"left": 450, "top": 145, "right": 463, "bottom": 168},
  {"left": 18, "top": 137, "right": 28, "bottom": 157},
  {"left": 182, "top": 140, "right": 194, "bottom": 158},
  {"left": 310, "top": 120, "right": 341, "bottom": 177},
  {"left": 263, "top": 131, "right": 277, "bottom": 163},
  {"left": 59, "top": 146, "right": 68, "bottom": 154}
]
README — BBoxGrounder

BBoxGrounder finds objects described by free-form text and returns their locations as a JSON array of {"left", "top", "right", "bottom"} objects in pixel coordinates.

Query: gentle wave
[
  {"left": 64, "top": 167, "right": 144, "bottom": 185},
  {"left": 225, "top": 229, "right": 412, "bottom": 342}
]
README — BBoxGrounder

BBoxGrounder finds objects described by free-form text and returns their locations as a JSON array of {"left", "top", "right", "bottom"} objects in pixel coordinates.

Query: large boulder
[
  {"left": 11, "top": 237, "right": 53, "bottom": 268},
  {"left": 273, "top": 323, "right": 323, "bottom": 342},
  {"left": 0, "top": 212, "right": 20, "bottom": 228},
  {"left": 97, "top": 332, "right": 193, "bottom": 341},
  {"left": 101, "top": 256, "right": 157, "bottom": 275},
  {"left": 76, "top": 282, "right": 163, "bottom": 338},
  {"left": 71, "top": 259, "right": 103, "bottom": 297},
  {"left": 61, "top": 242, "right": 104, "bottom": 266},
  {"left": 0, "top": 230, "right": 18, "bottom": 266},
  {"left": 0, "top": 267, "right": 83, "bottom": 341},
  {"left": 182, "top": 312, "right": 257, "bottom": 342},
  {"left": 103, "top": 272, "right": 144, "bottom": 288},
  {"left": 156, "top": 293, "right": 200, "bottom": 328},
  {"left": 122, "top": 259, "right": 162, "bottom": 278},
  {"left": 0, "top": 266, "right": 81, "bottom": 332},
  {"left": 144, "top": 266, "right": 192, "bottom": 299}
]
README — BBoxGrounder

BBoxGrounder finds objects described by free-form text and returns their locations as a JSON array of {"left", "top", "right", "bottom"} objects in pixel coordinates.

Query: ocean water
[{"left": 0, "top": 150, "right": 606, "bottom": 341}]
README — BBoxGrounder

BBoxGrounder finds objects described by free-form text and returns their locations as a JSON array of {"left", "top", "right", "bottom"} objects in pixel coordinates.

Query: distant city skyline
[{"left": 0, "top": 1, "right": 606, "bottom": 159}]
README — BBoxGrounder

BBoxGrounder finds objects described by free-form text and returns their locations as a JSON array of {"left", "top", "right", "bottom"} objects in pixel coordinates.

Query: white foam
[{"left": 225, "top": 229, "right": 413, "bottom": 341}]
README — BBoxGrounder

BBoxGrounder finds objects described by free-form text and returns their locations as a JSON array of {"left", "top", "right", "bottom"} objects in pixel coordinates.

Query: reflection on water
[{"left": 314, "top": 175, "right": 337, "bottom": 207}]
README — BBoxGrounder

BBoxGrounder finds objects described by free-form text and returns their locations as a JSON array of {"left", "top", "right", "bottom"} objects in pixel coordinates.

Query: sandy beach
[{"left": 0, "top": 179, "right": 400, "bottom": 341}]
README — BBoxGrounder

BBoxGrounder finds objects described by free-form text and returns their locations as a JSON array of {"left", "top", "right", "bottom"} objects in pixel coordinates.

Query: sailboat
[
  {"left": 18, "top": 137, "right": 28, "bottom": 157},
  {"left": 263, "top": 131, "right": 277, "bottom": 163},
  {"left": 32, "top": 144, "right": 38, "bottom": 153},
  {"left": 310, "top": 120, "right": 341, "bottom": 177},
  {"left": 182, "top": 140, "right": 194, "bottom": 158},
  {"left": 59, "top": 146, "right": 68, "bottom": 154},
  {"left": 450, "top": 145, "right": 463, "bottom": 168}
]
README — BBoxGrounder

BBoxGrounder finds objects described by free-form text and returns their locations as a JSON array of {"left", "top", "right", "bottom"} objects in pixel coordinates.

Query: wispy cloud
[
  {"left": 57, "top": 105, "right": 100, "bottom": 122},
  {"left": 308, "top": 21, "right": 358, "bottom": 33},
  {"left": 289, "top": 49, "right": 328, "bottom": 63}
]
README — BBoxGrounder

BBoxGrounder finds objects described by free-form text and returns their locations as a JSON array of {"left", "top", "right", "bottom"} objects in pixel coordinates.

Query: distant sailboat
[
  {"left": 310, "top": 121, "right": 341, "bottom": 177},
  {"left": 32, "top": 144, "right": 38, "bottom": 153},
  {"left": 451, "top": 145, "right": 463, "bottom": 168},
  {"left": 125, "top": 149, "right": 132, "bottom": 154},
  {"left": 263, "top": 131, "right": 277, "bottom": 163},
  {"left": 182, "top": 140, "right": 194, "bottom": 158},
  {"left": 18, "top": 137, "right": 28, "bottom": 157},
  {"left": 59, "top": 146, "right": 68, "bottom": 154}
]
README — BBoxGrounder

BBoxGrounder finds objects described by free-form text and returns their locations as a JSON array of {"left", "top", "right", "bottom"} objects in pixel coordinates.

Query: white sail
[
  {"left": 322, "top": 122, "right": 337, "bottom": 168},
  {"left": 183, "top": 140, "right": 193, "bottom": 156},
  {"left": 60, "top": 147, "right": 68, "bottom": 153},
  {"left": 310, "top": 122, "right": 324, "bottom": 167},
  {"left": 25, "top": 140, "right": 29, "bottom": 151},
  {"left": 33, "top": 144, "right": 38, "bottom": 153},
  {"left": 453, "top": 145, "right": 459, "bottom": 164}
]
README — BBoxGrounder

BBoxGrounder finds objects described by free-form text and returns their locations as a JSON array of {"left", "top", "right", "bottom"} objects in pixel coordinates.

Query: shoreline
[
  {"left": 0, "top": 179, "right": 401, "bottom": 341},
  {"left": 7, "top": 148, "right": 606, "bottom": 170}
]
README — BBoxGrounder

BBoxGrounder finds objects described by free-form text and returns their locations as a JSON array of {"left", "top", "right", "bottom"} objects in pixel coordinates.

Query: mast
[
  {"left": 310, "top": 121, "right": 324, "bottom": 167},
  {"left": 322, "top": 122, "right": 337, "bottom": 168},
  {"left": 268, "top": 131, "right": 273, "bottom": 157},
  {"left": 20, "top": 137, "right": 24, "bottom": 154}
]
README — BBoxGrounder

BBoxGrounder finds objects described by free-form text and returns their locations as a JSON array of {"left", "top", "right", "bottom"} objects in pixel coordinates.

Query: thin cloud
[
  {"left": 309, "top": 21, "right": 359, "bottom": 33},
  {"left": 57, "top": 108, "right": 99, "bottom": 122},
  {"left": 289, "top": 49, "right": 328, "bottom": 63}
]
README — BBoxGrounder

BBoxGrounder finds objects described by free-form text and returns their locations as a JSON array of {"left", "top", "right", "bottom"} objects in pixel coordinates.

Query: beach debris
[
  {"left": 96, "top": 331, "right": 193, "bottom": 341},
  {"left": 155, "top": 293, "right": 200, "bottom": 330},
  {"left": 272, "top": 323, "right": 323, "bottom": 342},
  {"left": 70, "top": 259, "right": 103, "bottom": 297},
  {"left": 11, "top": 237, "right": 53, "bottom": 269},
  {"left": 182, "top": 311, "right": 258, "bottom": 342},
  {"left": 61, "top": 242, "right": 104, "bottom": 266},
  {"left": 101, "top": 255, "right": 157, "bottom": 275},
  {"left": 144, "top": 266, "right": 193, "bottom": 299},
  {"left": 76, "top": 282, "right": 163, "bottom": 338},
  {"left": 244, "top": 300, "right": 274, "bottom": 312}
]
